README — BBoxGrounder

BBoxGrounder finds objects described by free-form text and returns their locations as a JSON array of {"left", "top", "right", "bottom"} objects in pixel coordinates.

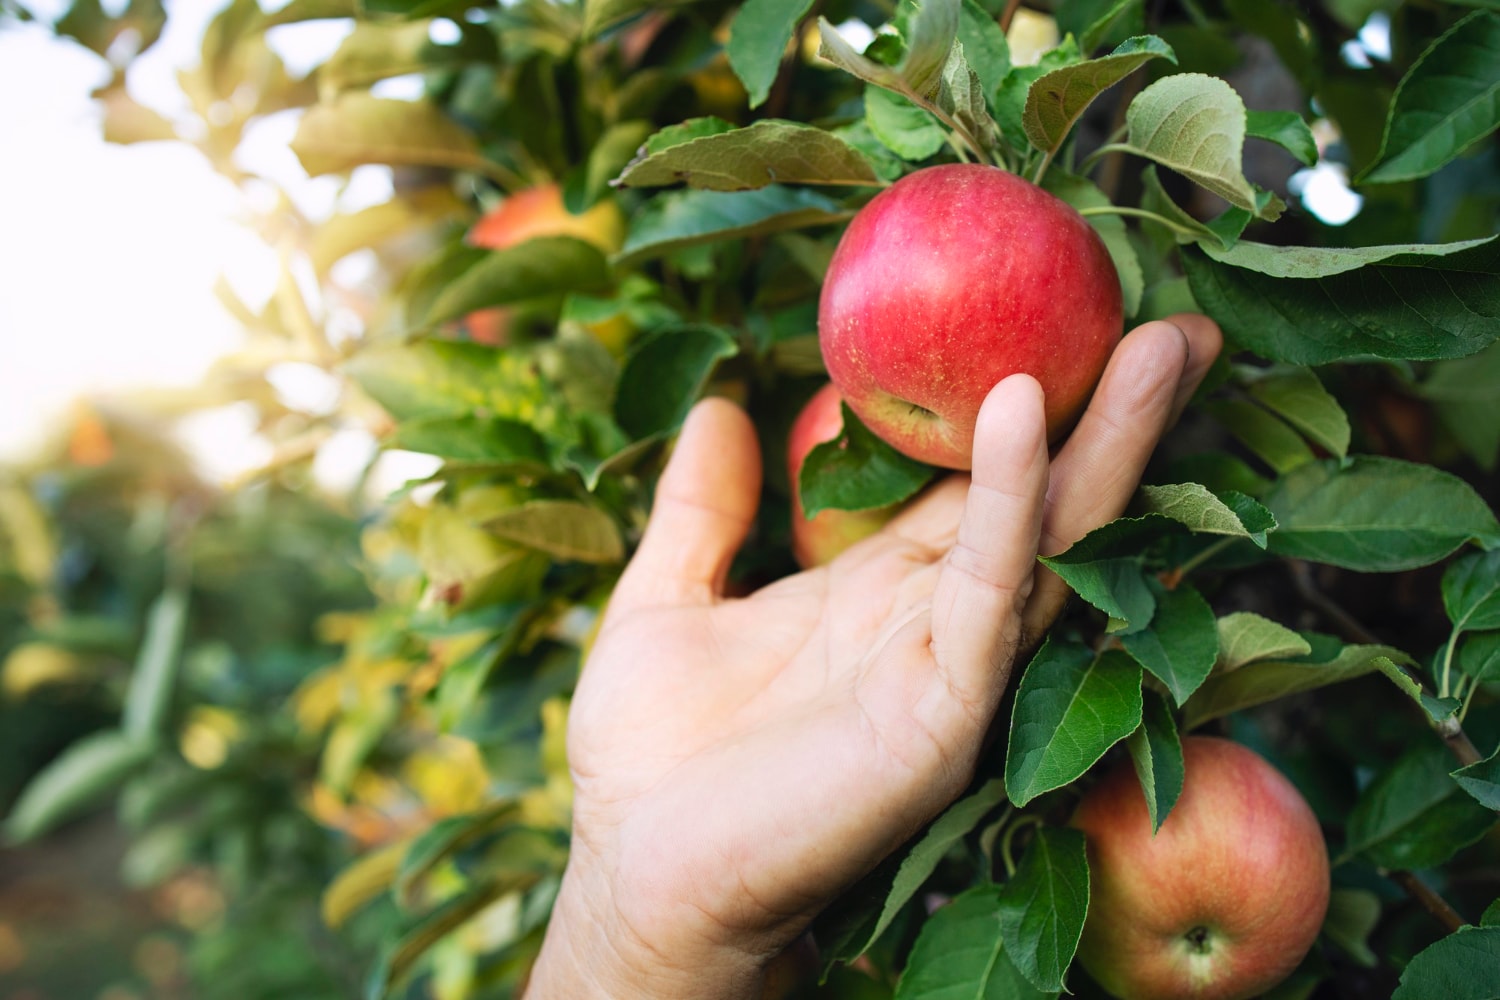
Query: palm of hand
[{"left": 570, "top": 528, "right": 1012, "bottom": 957}]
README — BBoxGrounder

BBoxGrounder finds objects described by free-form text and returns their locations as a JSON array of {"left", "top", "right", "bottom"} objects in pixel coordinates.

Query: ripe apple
[
  {"left": 818, "top": 163, "right": 1123, "bottom": 469},
  {"left": 1070, "top": 736, "right": 1330, "bottom": 1000},
  {"left": 787, "top": 384, "right": 895, "bottom": 568},
  {"left": 465, "top": 184, "right": 626, "bottom": 346}
]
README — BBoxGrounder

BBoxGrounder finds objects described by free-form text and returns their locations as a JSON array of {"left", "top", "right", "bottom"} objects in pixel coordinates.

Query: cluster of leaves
[
  {"left": 0, "top": 404, "right": 381, "bottom": 998},
  {"left": 7, "top": 0, "right": 1500, "bottom": 996}
]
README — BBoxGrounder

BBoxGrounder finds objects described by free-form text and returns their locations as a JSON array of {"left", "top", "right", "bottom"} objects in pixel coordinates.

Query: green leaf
[
  {"left": 347, "top": 341, "right": 573, "bottom": 440},
  {"left": 1006, "top": 642, "right": 1143, "bottom": 806},
  {"left": 1120, "top": 580, "right": 1219, "bottom": 705},
  {"left": 616, "top": 120, "right": 879, "bottom": 190},
  {"left": 1346, "top": 744, "right": 1496, "bottom": 870},
  {"left": 1022, "top": 35, "right": 1175, "bottom": 156},
  {"left": 865, "top": 87, "right": 948, "bottom": 160},
  {"left": 1244, "top": 366, "right": 1351, "bottom": 459},
  {"left": 1460, "top": 630, "right": 1500, "bottom": 683},
  {"left": 894, "top": 885, "right": 1055, "bottom": 1000},
  {"left": 1453, "top": 747, "right": 1500, "bottom": 811},
  {"left": 423, "top": 237, "right": 612, "bottom": 326},
  {"left": 1377, "top": 658, "right": 1460, "bottom": 724},
  {"left": 291, "top": 94, "right": 488, "bottom": 176},
  {"left": 614, "top": 325, "right": 739, "bottom": 439},
  {"left": 1362, "top": 11, "right": 1500, "bottom": 183},
  {"left": 799, "top": 404, "right": 936, "bottom": 517},
  {"left": 643, "top": 117, "right": 737, "bottom": 154},
  {"left": 894, "top": 0, "right": 961, "bottom": 99},
  {"left": 1139, "top": 164, "right": 1221, "bottom": 245},
  {"left": 484, "top": 501, "right": 624, "bottom": 564},
  {"left": 1043, "top": 171, "right": 1143, "bottom": 318},
  {"left": 396, "top": 802, "right": 520, "bottom": 905},
  {"left": 817, "top": 0, "right": 959, "bottom": 101},
  {"left": 939, "top": 40, "right": 1001, "bottom": 156},
  {"left": 1445, "top": 549, "right": 1500, "bottom": 633},
  {"left": 6, "top": 730, "right": 155, "bottom": 843},
  {"left": 1138, "top": 482, "right": 1276, "bottom": 547},
  {"left": 1421, "top": 340, "right": 1500, "bottom": 471},
  {"left": 319, "top": 19, "right": 492, "bottom": 94},
  {"left": 1245, "top": 109, "right": 1317, "bottom": 166},
  {"left": 1202, "top": 399, "right": 1315, "bottom": 475},
  {"left": 1264, "top": 457, "right": 1500, "bottom": 572},
  {"left": 1181, "top": 238, "right": 1500, "bottom": 365},
  {"left": 727, "top": 0, "right": 816, "bottom": 108},
  {"left": 1126, "top": 689, "right": 1184, "bottom": 832},
  {"left": 1215, "top": 612, "right": 1312, "bottom": 672},
  {"left": 1324, "top": 888, "right": 1382, "bottom": 967},
  {"left": 1067, "top": 0, "right": 1145, "bottom": 52},
  {"left": 993, "top": 41, "right": 1083, "bottom": 152},
  {"left": 121, "top": 585, "right": 190, "bottom": 741},
  {"left": 858, "top": 779, "right": 1007, "bottom": 956},
  {"left": 366, "top": 877, "right": 536, "bottom": 999},
  {"left": 582, "top": 0, "right": 694, "bottom": 39},
  {"left": 1039, "top": 515, "right": 1188, "bottom": 630},
  {"left": 1119, "top": 73, "right": 1265, "bottom": 214},
  {"left": 995, "top": 828, "right": 1090, "bottom": 993},
  {"left": 957, "top": 0, "right": 1010, "bottom": 95},
  {"left": 390, "top": 415, "right": 551, "bottom": 470},
  {"left": 1201, "top": 235, "right": 1499, "bottom": 279},
  {"left": 617, "top": 187, "right": 847, "bottom": 265},
  {"left": 1392, "top": 927, "right": 1500, "bottom": 1000},
  {"left": 1485, "top": 899, "right": 1500, "bottom": 927},
  {"left": 1182, "top": 642, "right": 1409, "bottom": 730}
]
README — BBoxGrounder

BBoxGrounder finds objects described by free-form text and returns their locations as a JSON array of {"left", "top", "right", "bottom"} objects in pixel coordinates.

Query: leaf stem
[
  {"left": 997, "top": 814, "right": 1044, "bottom": 880},
  {"left": 1079, "top": 141, "right": 1136, "bottom": 176},
  {"left": 1077, "top": 205, "right": 1204, "bottom": 240},
  {"left": 1169, "top": 537, "right": 1237, "bottom": 582}
]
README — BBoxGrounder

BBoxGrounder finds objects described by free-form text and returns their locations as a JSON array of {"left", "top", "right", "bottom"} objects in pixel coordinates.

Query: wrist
[{"left": 526, "top": 863, "right": 767, "bottom": 1000}]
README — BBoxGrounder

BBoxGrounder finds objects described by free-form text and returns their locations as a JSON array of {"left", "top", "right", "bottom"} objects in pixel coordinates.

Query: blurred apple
[
  {"left": 465, "top": 184, "right": 626, "bottom": 346},
  {"left": 788, "top": 384, "right": 895, "bottom": 568}
]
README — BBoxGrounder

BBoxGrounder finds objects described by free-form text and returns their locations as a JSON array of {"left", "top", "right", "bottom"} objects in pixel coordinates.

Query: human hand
[{"left": 526, "top": 315, "right": 1223, "bottom": 999}]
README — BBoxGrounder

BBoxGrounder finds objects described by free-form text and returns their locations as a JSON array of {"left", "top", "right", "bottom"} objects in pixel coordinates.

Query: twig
[
  {"left": 1287, "top": 560, "right": 1487, "bottom": 769},
  {"left": 1285, "top": 560, "right": 1383, "bottom": 646},
  {"left": 999, "top": 0, "right": 1023, "bottom": 33},
  {"left": 1095, "top": 74, "right": 1143, "bottom": 203},
  {"left": 1388, "top": 870, "right": 1467, "bottom": 934},
  {"left": 1437, "top": 715, "right": 1485, "bottom": 767}
]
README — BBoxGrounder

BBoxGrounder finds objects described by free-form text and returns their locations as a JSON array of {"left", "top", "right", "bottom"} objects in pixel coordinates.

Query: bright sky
[{"left": 0, "top": 2, "right": 440, "bottom": 492}]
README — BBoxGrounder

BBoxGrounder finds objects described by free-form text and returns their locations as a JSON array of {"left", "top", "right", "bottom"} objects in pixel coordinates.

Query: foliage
[{"left": 5, "top": 0, "right": 1500, "bottom": 996}]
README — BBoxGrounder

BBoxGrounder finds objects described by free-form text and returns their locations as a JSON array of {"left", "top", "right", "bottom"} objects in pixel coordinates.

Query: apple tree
[{"left": 7, "top": 0, "right": 1500, "bottom": 996}]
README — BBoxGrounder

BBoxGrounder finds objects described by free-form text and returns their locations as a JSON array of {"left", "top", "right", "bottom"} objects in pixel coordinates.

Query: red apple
[
  {"left": 818, "top": 163, "right": 1123, "bottom": 469},
  {"left": 787, "top": 385, "right": 895, "bottom": 568},
  {"left": 1070, "top": 736, "right": 1330, "bottom": 1000},
  {"left": 464, "top": 184, "right": 626, "bottom": 346}
]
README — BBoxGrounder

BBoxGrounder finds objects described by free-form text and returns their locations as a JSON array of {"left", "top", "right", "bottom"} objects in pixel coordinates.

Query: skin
[
  {"left": 788, "top": 384, "right": 896, "bottom": 568},
  {"left": 820, "top": 163, "right": 1123, "bottom": 470},
  {"left": 525, "top": 315, "right": 1223, "bottom": 999},
  {"left": 1071, "top": 737, "right": 1331, "bottom": 1000}
]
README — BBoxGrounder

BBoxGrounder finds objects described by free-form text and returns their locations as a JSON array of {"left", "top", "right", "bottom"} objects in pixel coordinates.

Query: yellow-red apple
[
  {"left": 787, "top": 385, "right": 895, "bottom": 568},
  {"left": 465, "top": 184, "right": 626, "bottom": 346},
  {"left": 1071, "top": 736, "right": 1330, "bottom": 1000},
  {"left": 818, "top": 163, "right": 1122, "bottom": 469}
]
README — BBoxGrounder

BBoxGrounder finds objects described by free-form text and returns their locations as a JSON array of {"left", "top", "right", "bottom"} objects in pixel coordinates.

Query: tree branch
[{"left": 1389, "top": 869, "right": 1467, "bottom": 934}]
